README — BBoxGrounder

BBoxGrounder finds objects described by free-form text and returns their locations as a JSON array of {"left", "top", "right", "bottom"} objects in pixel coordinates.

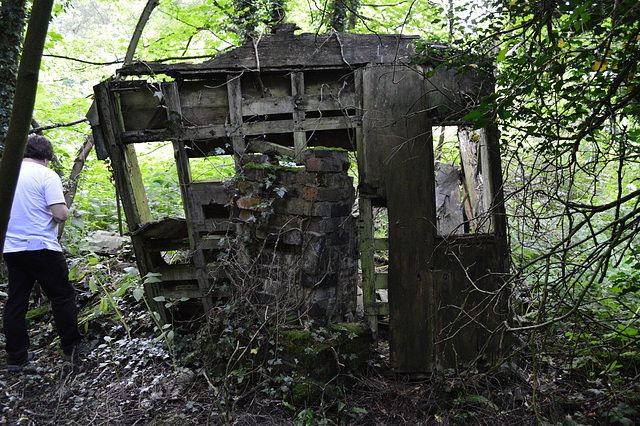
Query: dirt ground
[{"left": 0, "top": 265, "right": 638, "bottom": 425}]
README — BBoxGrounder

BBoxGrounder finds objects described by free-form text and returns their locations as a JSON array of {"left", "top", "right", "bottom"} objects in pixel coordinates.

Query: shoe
[
  {"left": 7, "top": 352, "right": 35, "bottom": 373},
  {"left": 63, "top": 341, "right": 88, "bottom": 362}
]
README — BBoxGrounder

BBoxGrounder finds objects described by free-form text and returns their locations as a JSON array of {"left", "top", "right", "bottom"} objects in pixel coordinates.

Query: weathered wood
[
  {"left": 85, "top": 102, "right": 108, "bottom": 160},
  {"left": 424, "top": 65, "right": 494, "bottom": 124},
  {"left": 435, "top": 161, "right": 464, "bottom": 235},
  {"left": 247, "top": 139, "right": 295, "bottom": 158},
  {"left": 241, "top": 93, "right": 357, "bottom": 116},
  {"left": 93, "top": 82, "right": 152, "bottom": 230},
  {"left": 118, "top": 33, "right": 421, "bottom": 77},
  {"left": 189, "top": 180, "right": 233, "bottom": 207},
  {"left": 362, "top": 64, "right": 436, "bottom": 372},
  {"left": 358, "top": 196, "right": 378, "bottom": 338},
  {"left": 291, "top": 71, "right": 307, "bottom": 160},
  {"left": 130, "top": 217, "right": 188, "bottom": 239},
  {"left": 163, "top": 82, "right": 216, "bottom": 314},
  {"left": 484, "top": 123, "right": 508, "bottom": 238},
  {"left": 431, "top": 235, "right": 509, "bottom": 367},
  {"left": 90, "top": 28, "right": 508, "bottom": 372},
  {"left": 227, "top": 74, "right": 246, "bottom": 169},
  {"left": 458, "top": 127, "right": 492, "bottom": 233},
  {"left": 373, "top": 273, "right": 388, "bottom": 290},
  {"left": 373, "top": 238, "right": 388, "bottom": 251}
]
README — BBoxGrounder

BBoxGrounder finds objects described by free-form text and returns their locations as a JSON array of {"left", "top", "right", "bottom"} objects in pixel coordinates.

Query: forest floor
[{"left": 0, "top": 255, "right": 638, "bottom": 425}]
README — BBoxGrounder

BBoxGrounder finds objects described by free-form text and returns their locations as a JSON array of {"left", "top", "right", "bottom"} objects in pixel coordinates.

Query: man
[{"left": 3, "top": 134, "right": 83, "bottom": 372}]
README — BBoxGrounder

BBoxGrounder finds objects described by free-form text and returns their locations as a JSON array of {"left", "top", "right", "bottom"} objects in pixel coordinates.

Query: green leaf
[
  {"left": 461, "top": 109, "right": 484, "bottom": 121},
  {"left": 144, "top": 272, "right": 163, "bottom": 283},
  {"left": 88, "top": 276, "right": 97, "bottom": 293},
  {"left": 132, "top": 287, "right": 145, "bottom": 301},
  {"left": 497, "top": 47, "right": 508, "bottom": 62}
]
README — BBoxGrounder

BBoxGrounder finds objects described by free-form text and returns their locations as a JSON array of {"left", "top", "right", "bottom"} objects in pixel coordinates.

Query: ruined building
[{"left": 88, "top": 25, "right": 510, "bottom": 372}]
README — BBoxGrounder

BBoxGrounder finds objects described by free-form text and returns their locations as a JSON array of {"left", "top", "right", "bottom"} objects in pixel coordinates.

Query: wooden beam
[
  {"left": 358, "top": 196, "right": 378, "bottom": 338},
  {"left": 291, "top": 71, "right": 307, "bottom": 161},
  {"left": 226, "top": 74, "right": 246, "bottom": 170}
]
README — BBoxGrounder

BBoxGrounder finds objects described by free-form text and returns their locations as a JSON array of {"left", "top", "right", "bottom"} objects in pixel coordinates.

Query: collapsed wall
[{"left": 231, "top": 148, "right": 358, "bottom": 323}]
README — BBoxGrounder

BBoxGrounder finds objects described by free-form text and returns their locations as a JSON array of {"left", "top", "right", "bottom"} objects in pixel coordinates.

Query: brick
[
  {"left": 300, "top": 272, "right": 338, "bottom": 288},
  {"left": 235, "top": 196, "right": 268, "bottom": 211},
  {"left": 304, "top": 217, "right": 347, "bottom": 233},
  {"left": 273, "top": 198, "right": 313, "bottom": 216},
  {"left": 302, "top": 186, "right": 318, "bottom": 201},
  {"left": 313, "top": 172, "right": 354, "bottom": 188},
  {"left": 305, "top": 156, "right": 348, "bottom": 173},
  {"left": 315, "top": 186, "right": 355, "bottom": 202}
]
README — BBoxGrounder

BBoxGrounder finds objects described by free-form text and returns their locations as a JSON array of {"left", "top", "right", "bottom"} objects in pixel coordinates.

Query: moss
[
  {"left": 243, "top": 162, "right": 302, "bottom": 172},
  {"left": 26, "top": 305, "right": 50, "bottom": 321},
  {"left": 290, "top": 377, "right": 344, "bottom": 405},
  {"left": 277, "top": 323, "right": 373, "bottom": 380}
]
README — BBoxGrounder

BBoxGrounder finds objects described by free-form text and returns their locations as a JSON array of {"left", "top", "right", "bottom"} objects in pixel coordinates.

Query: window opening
[{"left": 433, "top": 126, "right": 494, "bottom": 236}]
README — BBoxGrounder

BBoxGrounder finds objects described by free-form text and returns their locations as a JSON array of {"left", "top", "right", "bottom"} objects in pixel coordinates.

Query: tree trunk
[
  {"left": 0, "top": 0, "right": 55, "bottom": 261},
  {"left": 0, "top": 0, "right": 28, "bottom": 152},
  {"left": 329, "top": 0, "right": 347, "bottom": 32},
  {"left": 58, "top": 135, "right": 94, "bottom": 239},
  {"left": 123, "top": 0, "right": 159, "bottom": 67}
]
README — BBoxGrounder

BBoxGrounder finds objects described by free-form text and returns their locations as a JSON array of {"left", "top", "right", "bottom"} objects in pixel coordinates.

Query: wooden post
[
  {"left": 226, "top": 74, "right": 245, "bottom": 170},
  {"left": 163, "top": 82, "right": 215, "bottom": 314},
  {"left": 361, "top": 64, "right": 436, "bottom": 372},
  {"left": 291, "top": 71, "right": 307, "bottom": 161}
]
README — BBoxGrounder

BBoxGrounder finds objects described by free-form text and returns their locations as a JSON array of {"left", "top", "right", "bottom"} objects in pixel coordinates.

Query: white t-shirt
[{"left": 3, "top": 161, "right": 66, "bottom": 253}]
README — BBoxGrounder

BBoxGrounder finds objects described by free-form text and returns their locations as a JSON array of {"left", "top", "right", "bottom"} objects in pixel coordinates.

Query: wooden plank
[
  {"left": 160, "top": 285, "right": 204, "bottom": 299},
  {"left": 93, "top": 82, "right": 152, "bottom": 229},
  {"left": 242, "top": 92, "right": 357, "bottom": 116},
  {"left": 373, "top": 273, "right": 388, "bottom": 290},
  {"left": 244, "top": 115, "right": 359, "bottom": 135},
  {"left": 189, "top": 180, "right": 232, "bottom": 206},
  {"left": 424, "top": 65, "right": 494, "bottom": 124},
  {"left": 358, "top": 197, "right": 378, "bottom": 338},
  {"left": 291, "top": 71, "right": 307, "bottom": 160},
  {"left": 247, "top": 139, "right": 295, "bottom": 158},
  {"left": 373, "top": 238, "right": 388, "bottom": 251},
  {"left": 363, "top": 302, "right": 389, "bottom": 316},
  {"left": 118, "top": 33, "right": 421, "bottom": 77},
  {"left": 362, "top": 64, "right": 436, "bottom": 372},
  {"left": 227, "top": 74, "right": 246, "bottom": 170},
  {"left": 120, "top": 116, "right": 359, "bottom": 145},
  {"left": 430, "top": 237, "right": 509, "bottom": 368},
  {"left": 163, "top": 82, "right": 215, "bottom": 314},
  {"left": 484, "top": 123, "right": 508, "bottom": 239}
]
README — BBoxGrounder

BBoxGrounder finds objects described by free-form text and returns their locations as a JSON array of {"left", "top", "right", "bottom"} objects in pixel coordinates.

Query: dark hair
[{"left": 24, "top": 134, "right": 54, "bottom": 161}]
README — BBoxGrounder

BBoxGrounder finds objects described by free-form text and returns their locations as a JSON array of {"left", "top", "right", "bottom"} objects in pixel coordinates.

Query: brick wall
[{"left": 232, "top": 149, "right": 358, "bottom": 323}]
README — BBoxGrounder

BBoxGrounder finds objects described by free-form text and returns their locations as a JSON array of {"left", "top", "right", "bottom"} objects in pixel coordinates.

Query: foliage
[
  {"left": 410, "top": 2, "right": 640, "bottom": 422},
  {"left": 1, "top": 0, "right": 639, "bottom": 423}
]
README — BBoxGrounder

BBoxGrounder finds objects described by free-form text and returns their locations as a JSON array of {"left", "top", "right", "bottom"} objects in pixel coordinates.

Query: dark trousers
[{"left": 3, "top": 250, "right": 82, "bottom": 365}]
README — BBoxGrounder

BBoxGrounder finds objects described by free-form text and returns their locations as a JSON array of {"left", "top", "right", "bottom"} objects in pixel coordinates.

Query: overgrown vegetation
[{"left": 0, "top": 0, "right": 639, "bottom": 424}]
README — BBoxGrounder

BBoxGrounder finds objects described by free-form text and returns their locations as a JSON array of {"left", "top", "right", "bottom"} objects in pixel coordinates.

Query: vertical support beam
[
  {"left": 94, "top": 81, "right": 162, "bottom": 319},
  {"left": 93, "top": 82, "right": 152, "bottom": 230},
  {"left": 358, "top": 196, "right": 378, "bottom": 338},
  {"left": 484, "top": 123, "right": 508, "bottom": 240},
  {"left": 162, "top": 82, "right": 195, "bottom": 249},
  {"left": 163, "top": 81, "right": 215, "bottom": 314},
  {"left": 291, "top": 71, "right": 307, "bottom": 161},
  {"left": 227, "top": 74, "right": 245, "bottom": 170},
  {"left": 362, "top": 64, "right": 436, "bottom": 372}
]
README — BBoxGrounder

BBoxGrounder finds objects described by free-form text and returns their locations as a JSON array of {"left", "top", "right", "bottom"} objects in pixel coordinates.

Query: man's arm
[{"left": 49, "top": 203, "right": 70, "bottom": 223}]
